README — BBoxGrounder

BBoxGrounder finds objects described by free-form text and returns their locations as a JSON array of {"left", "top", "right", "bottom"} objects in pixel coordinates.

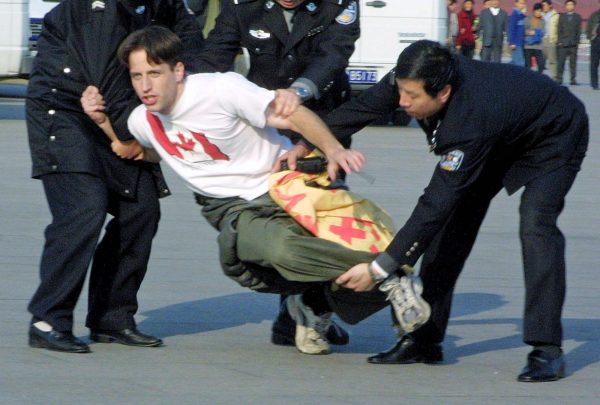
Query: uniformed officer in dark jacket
[
  {"left": 197, "top": 0, "right": 358, "bottom": 147},
  {"left": 333, "top": 40, "right": 588, "bottom": 382},
  {"left": 26, "top": 0, "right": 203, "bottom": 353},
  {"left": 195, "top": 0, "right": 360, "bottom": 347}
]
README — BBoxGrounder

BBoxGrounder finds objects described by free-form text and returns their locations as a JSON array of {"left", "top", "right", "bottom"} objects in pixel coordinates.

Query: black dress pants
[
  {"left": 28, "top": 170, "right": 160, "bottom": 332},
  {"left": 556, "top": 45, "right": 578, "bottom": 82}
]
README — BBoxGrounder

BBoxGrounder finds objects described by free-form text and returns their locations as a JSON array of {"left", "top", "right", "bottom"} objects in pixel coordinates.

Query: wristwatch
[{"left": 292, "top": 86, "right": 311, "bottom": 102}]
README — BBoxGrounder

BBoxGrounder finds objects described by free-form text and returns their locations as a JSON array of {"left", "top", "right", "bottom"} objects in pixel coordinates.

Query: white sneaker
[
  {"left": 379, "top": 275, "right": 431, "bottom": 333},
  {"left": 285, "top": 295, "right": 332, "bottom": 355}
]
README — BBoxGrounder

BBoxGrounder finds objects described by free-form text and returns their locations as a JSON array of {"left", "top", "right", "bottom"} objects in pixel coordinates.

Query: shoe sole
[
  {"left": 517, "top": 375, "right": 564, "bottom": 382},
  {"left": 394, "top": 300, "right": 431, "bottom": 333},
  {"left": 28, "top": 334, "right": 91, "bottom": 353},
  {"left": 517, "top": 366, "right": 566, "bottom": 382},
  {"left": 388, "top": 278, "right": 431, "bottom": 333},
  {"left": 367, "top": 354, "right": 443, "bottom": 365},
  {"left": 90, "top": 333, "right": 163, "bottom": 347}
]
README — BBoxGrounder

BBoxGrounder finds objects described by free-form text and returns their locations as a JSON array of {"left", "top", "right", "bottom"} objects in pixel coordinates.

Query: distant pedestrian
[
  {"left": 479, "top": 0, "right": 508, "bottom": 63},
  {"left": 542, "top": 0, "right": 559, "bottom": 79},
  {"left": 508, "top": 0, "right": 528, "bottom": 66},
  {"left": 556, "top": 0, "right": 582, "bottom": 85},
  {"left": 456, "top": 0, "right": 477, "bottom": 58},
  {"left": 447, "top": 0, "right": 460, "bottom": 51},
  {"left": 524, "top": 3, "right": 546, "bottom": 72}
]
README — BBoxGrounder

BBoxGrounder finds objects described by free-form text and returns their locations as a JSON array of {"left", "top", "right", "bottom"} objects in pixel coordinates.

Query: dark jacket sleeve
[
  {"left": 324, "top": 70, "right": 399, "bottom": 144},
  {"left": 376, "top": 137, "right": 495, "bottom": 273}
]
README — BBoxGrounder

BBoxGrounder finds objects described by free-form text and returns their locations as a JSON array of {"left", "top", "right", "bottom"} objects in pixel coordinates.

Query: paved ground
[{"left": 0, "top": 82, "right": 599, "bottom": 404}]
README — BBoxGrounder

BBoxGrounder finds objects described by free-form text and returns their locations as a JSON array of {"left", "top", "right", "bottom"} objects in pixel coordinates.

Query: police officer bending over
[
  {"left": 333, "top": 40, "right": 588, "bottom": 382},
  {"left": 197, "top": 0, "right": 360, "bottom": 347}
]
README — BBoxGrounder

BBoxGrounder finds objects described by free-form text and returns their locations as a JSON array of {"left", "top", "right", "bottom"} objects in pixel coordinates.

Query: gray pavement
[{"left": 1, "top": 84, "right": 599, "bottom": 404}]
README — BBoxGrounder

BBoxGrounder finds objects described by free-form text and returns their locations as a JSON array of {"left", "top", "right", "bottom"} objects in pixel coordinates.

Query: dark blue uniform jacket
[{"left": 326, "top": 57, "right": 589, "bottom": 272}]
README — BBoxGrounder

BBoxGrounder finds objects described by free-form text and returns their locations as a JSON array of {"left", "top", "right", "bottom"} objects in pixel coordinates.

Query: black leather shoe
[
  {"left": 271, "top": 304, "right": 349, "bottom": 346},
  {"left": 90, "top": 327, "right": 163, "bottom": 347},
  {"left": 517, "top": 349, "right": 566, "bottom": 382},
  {"left": 367, "top": 334, "right": 443, "bottom": 364},
  {"left": 29, "top": 325, "right": 90, "bottom": 353}
]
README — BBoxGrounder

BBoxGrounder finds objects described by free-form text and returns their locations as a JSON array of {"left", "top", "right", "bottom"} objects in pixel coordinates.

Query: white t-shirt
[{"left": 128, "top": 72, "right": 293, "bottom": 200}]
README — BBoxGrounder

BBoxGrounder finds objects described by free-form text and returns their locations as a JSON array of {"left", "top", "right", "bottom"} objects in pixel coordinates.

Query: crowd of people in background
[{"left": 448, "top": 0, "right": 600, "bottom": 89}]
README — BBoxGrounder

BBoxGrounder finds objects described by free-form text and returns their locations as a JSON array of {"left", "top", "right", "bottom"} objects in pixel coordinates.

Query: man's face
[
  {"left": 516, "top": 0, "right": 526, "bottom": 11},
  {"left": 490, "top": 0, "right": 499, "bottom": 8},
  {"left": 534, "top": 8, "right": 543, "bottom": 17},
  {"left": 565, "top": 1, "right": 575, "bottom": 12},
  {"left": 276, "top": 0, "right": 304, "bottom": 9},
  {"left": 542, "top": 2, "right": 550, "bottom": 12},
  {"left": 396, "top": 79, "right": 450, "bottom": 120},
  {"left": 463, "top": 1, "right": 473, "bottom": 11},
  {"left": 128, "top": 49, "right": 184, "bottom": 115}
]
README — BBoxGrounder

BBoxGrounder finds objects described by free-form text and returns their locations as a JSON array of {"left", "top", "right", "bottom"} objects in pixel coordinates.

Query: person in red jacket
[{"left": 456, "top": 0, "right": 478, "bottom": 58}]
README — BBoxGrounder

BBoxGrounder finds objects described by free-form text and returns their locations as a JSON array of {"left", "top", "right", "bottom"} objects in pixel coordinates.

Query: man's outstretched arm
[{"left": 266, "top": 101, "right": 364, "bottom": 181}]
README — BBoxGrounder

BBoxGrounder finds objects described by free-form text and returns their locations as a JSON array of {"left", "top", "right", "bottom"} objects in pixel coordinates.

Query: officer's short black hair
[
  {"left": 118, "top": 25, "right": 183, "bottom": 69},
  {"left": 394, "top": 40, "right": 459, "bottom": 98}
]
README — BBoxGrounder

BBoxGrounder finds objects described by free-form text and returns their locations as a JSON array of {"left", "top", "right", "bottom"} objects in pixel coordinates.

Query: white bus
[
  {"left": 0, "top": 0, "right": 30, "bottom": 77},
  {"left": 347, "top": 0, "right": 447, "bottom": 124},
  {"left": 0, "top": 0, "right": 58, "bottom": 77},
  {"left": 347, "top": 0, "right": 448, "bottom": 89}
]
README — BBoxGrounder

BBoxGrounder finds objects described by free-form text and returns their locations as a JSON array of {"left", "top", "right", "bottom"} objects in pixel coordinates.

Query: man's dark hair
[
  {"left": 394, "top": 40, "right": 459, "bottom": 98},
  {"left": 541, "top": 0, "right": 552, "bottom": 5},
  {"left": 565, "top": 0, "right": 576, "bottom": 4},
  {"left": 117, "top": 25, "right": 183, "bottom": 68}
]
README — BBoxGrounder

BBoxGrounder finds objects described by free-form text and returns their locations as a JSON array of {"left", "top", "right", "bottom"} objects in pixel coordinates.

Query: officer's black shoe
[
  {"left": 517, "top": 349, "right": 566, "bottom": 382},
  {"left": 271, "top": 304, "right": 349, "bottom": 346},
  {"left": 29, "top": 324, "right": 91, "bottom": 353},
  {"left": 367, "top": 334, "right": 443, "bottom": 364},
  {"left": 90, "top": 327, "right": 163, "bottom": 347}
]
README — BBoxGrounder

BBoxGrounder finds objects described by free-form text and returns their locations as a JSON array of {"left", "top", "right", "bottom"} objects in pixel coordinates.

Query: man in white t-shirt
[{"left": 81, "top": 26, "right": 430, "bottom": 357}]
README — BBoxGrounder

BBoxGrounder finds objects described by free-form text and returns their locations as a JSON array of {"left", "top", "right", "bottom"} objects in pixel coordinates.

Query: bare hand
[
  {"left": 336, "top": 263, "right": 376, "bottom": 292},
  {"left": 111, "top": 139, "right": 144, "bottom": 160},
  {"left": 81, "top": 85, "right": 107, "bottom": 125},
  {"left": 272, "top": 143, "right": 312, "bottom": 172},
  {"left": 273, "top": 89, "right": 302, "bottom": 118},
  {"left": 326, "top": 148, "right": 365, "bottom": 181}
]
